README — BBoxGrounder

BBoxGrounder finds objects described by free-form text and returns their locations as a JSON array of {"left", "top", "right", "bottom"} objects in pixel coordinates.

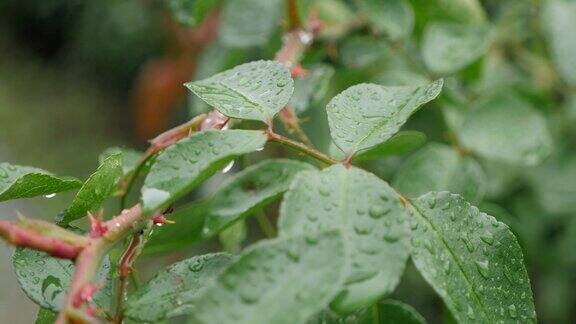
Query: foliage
[{"left": 2, "top": 0, "right": 576, "bottom": 323}]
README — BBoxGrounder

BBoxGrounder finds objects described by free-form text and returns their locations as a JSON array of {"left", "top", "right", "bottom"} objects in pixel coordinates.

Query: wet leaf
[
  {"left": 141, "top": 130, "right": 267, "bottom": 213},
  {"left": 203, "top": 159, "right": 315, "bottom": 237},
  {"left": 326, "top": 80, "right": 443, "bottom": 155},
  {"left": 186, "top": 230, "right": 347, "bottom": 324},
  {"left": 13, "top": 248, "right": 112, "bottom": 312},
  {"left": 125, "top": 253, "right": 233, "bottom": 322},
  {"left": 57, "top": 153, "right": 123, "bottom": 225},
  {"left": 0, "top": 163, "right": 81, "bottom": 202},
  {"left": 279, "top": 165, "right": 410, "bottom": 313},
  {"left": 354, "top": 131, "right": 427, "bottom": 161},
  {"left": 186, "top": 60, "right": 294, "bottom": 122},
  {"left": 409, "top": 191, "right": 536, "bottom": 323},
  {"left": 35, "top": 308, "right": 57, "bottom": 324}
]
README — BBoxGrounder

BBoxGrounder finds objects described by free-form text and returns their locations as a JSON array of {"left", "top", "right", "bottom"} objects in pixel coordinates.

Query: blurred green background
[{"left": 1, "top": 0, "right": 576, "bottom": 323}]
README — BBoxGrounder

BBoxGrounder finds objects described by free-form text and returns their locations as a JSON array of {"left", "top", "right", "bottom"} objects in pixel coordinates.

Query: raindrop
[
  {"left": 369, "top": 205, "right": 390, "bottom": 218},
  {"left": 475, "top": 260, "right": 490, "bottom": 279},
  {"left": 222, "top": 160, "right": 235, "bottom": 173},
  {"left": 480, "top": 232, "right": 494, "bottom": 245},
  {"left": 44, "top": 193, "right": 56, "bottom": 199},
  {"left": 508, "top": 304, "right": 517, "bottom": 319},
  {"left": 189, "top": 259, "right": 204, "bottom": 272}
]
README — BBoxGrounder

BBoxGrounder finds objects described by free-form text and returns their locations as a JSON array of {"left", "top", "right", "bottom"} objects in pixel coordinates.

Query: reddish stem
[{"left": 0, "top": 221, "right": 84, "bottom": 259}]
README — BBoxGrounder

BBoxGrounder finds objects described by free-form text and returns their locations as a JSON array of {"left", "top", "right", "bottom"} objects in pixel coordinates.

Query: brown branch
[{"left": 286, "top": 0, "right": 303, "bottom": 30}]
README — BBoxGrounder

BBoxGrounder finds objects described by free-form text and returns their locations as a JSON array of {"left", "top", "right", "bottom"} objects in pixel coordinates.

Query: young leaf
[
  {"left": 141, "top": 130, "right": 267, "bottom": 213},
  {"left": 56, "top": 153, "right": 123, "bottom": 225},
  {"left": 543, "top": 0, "right": 576, "bottom": 85},
  {"left": 186, "top": 60, "right": 294, "bottom": 122},
  {"left": 393, "top": 143, "right": 486, "bottom": 203},
  {"left": 354, "top": 0, "right": 414, "bottom": 41},
  {"left": 203, "top": 159, "right": 315, "bottom": 237},
  {"left": 12, "top": 248, "right": 112, "bottom": 311},
  {"left": 125, "top": 253, "right": 233, "bottom": 322},
  {"left": 422, "top": 22, "right": 492, "bottom": 75},
  {"left": 279, "top": 165, "right": 410, "bottom": 313},
  {"left": 144, "top": 200, "right": 210, "bottom": 254},
  {"left": 186, "top": 230, "right": 347, "bottom": 324},
  {"left": 0, "top": 163, "right": 81, "bottom": 202},
  {"left": 220, "top": 0, "right": 283, "bottom": 47},
  {"left": 408, "top": 191, "right": 536, "bottom": 323},
  {"left": 326, "top": 80, "right": 443, "bottom": 156},
  {"left": 456, "top": 93, "right": 553, "bottom": 166},
  {"left": 35, "top": 308, "right": 57, "bottom": 324}
]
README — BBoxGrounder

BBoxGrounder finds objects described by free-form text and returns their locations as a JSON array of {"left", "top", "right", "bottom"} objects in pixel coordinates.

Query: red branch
[{"left": 0, "top": 221, "right": 85, "bottom": 259}]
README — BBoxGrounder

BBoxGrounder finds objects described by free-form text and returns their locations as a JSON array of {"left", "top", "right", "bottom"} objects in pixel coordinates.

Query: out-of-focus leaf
[
  {"left": 144, "top": 201, "right": 210, "bottom": 254},
  {"left": 456, "top": 93, "right": 553, "bottom": 166},
  {"left": 354, "top": 0, "right": 414, "bottom": 41},
  {"left": 279, "top": 165, "right": 410, "bottom": 313},
  {"left": 315, "top": 0, "right": 357, "bottom": 40},
  {"left": 186, "top": 60, "right": 294, "bottom": 122},
  {"left": 327, "top": 80, "right": 443, "bottom": 155},
  {"left": 125, "top": 253, "right": 233, "bottom": 322},
  {"left": 543, "top": 0, "right": 576, "bottom": 86},
  {"left": 167, "top": 0, "right": 221, "bottom": 27},
  {"left": 0, "top": 163, "right": 81, "bottom": 202},
  {"left": 141, "top": 130, "right": 267, "bottom": 213},
  {"left": 525, "top": 155, "right": 576, "bottom": 214},
  {"left": 290, "top": 65, "right": 335, "bottom": 114},
  {"left": 203, "top": 159, "right": 315, "bottom": 237},
  {"left": 185, "top": 231, "right": 347, "bottom": 323},
  {"left": 57, "top": 153, "right": 123, "bottom": 225},
  {"left": 339, "top": 37, "right": 392, "bottom": 69},
  {"left": 220, "top": 0, "right": 283, "bottom": 47},
  {"left": 393, "top": 143, "right": 486, "bottom": 203},
  {"left": 219, "top": 220, "right": 247, "bottom": 254},
  {"left": 354, "top": 131, "right": 427, "bottom": 161},
  {"left": 378, "top": 300, "right": 427, "bottom": 323},
  {"left": 35, "top": 308, "right": 57, "bottom": 324},
  {"left": 422, "top": 22, "right": 492, "bottom": 75},
  {"left": 409, "top": 192, "right": 536, "bottom": 323},
  {"left": 13, "top": 248, "right": 112, "bottom": 311},
  {"left": 411, "top": 0, "right": 486, "bottom": 26}
]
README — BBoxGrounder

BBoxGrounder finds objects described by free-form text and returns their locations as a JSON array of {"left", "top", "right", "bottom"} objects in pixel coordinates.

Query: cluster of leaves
[{"left": 2, "top": 0, "right": 576, "bottom": 322}]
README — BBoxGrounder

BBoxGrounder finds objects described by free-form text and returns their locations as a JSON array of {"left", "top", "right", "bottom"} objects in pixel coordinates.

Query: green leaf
[
  {"left": 0, "top": 163, "right": 81, "bottom": 202},
  {"left": 543, "top": 0, "right": 576, "bottom": 85},
  {"left": 289, "top": 64, "right": 335, "bottom": 115},
  {"left": 13, "top": 248, "right": 112, "bottom": 311},
  {"left": 393, "top": 143, "right": 486, "bottom": 203},
  {"left": 326, "top": 80, "right": 443, "bottom": 155},
  {"left": 56, "top": 153, "right": 123, "bottom": 225},
  {"left": 456, "top": 93, "right": 553, "bottom": 166},
  {"left": 354, "top": 0, "right": 414, "bottom": 41},
  {"left": 186, "top": 230, "right": 347, "bottom": 324},
  {"left": 220, "top": 0, "right": 283, "bottom": 47},
  {"left": 167, "top": 0, "right": 221, "bottom": 27},
  {"left": 125, "top": 253, "right": 233, "bottom": 322},
  {"left": 99, "top": 147, "right": 143, "bottom": 176},
  {"left": 379, "top": 300, "right": 427, "bottom": 323},
  {"left": 141, "top": 130, "right": 267, "bottom": 213},
  {"left": 203, "top": 159, "right": 315, "bottom": 237},
  {"left": 219, "top": 220, "right": 247, "bottom": 254},
  {"left": 35, "top": 308, "right": 57, "bottom": 324},
  {"left": 525, "top": 155, "right": 576, "bottom": 214},
  {"left": 354, "top": 131, "right": 427, "bottom": 161},
  {"left": 279, "top": 165, "right": 410, "bottom": 313},
  {"left": 408, "top": 191, "right": 536, "bottom": 323},
  {"left": 144, "top": 201, "right": 210, "bottom": 254},
  {"left": 422, "top": 22, "right": 492, "bottom": 75},
  {"left": 186, "top": 60, "right": 294, "bottom": 122}
]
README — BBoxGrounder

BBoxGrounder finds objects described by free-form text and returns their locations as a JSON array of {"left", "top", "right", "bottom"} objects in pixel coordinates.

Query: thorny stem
[
  {"left": 267, "top": 129, "right": 338, "bottom": 165},
  {"left": 55, "top": 204, "right": 145, "bottom": 324},
  {"left": 114, "top": 231, "right": 144, "bottom": 324}
]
